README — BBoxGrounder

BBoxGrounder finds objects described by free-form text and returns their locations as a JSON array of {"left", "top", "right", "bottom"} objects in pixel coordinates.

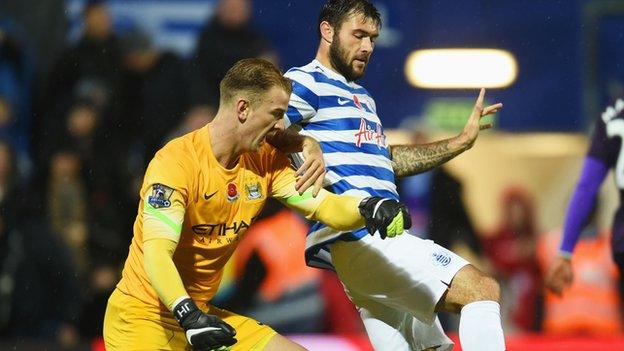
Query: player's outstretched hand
[
  {"left": 545, "top": 256, "right": 574, "bottom": 297},
  {"left": 460, "top": 88, "right": 503, "bottom": 149},
  {"left": 174, "top": 298, "right": 237, "bottom": 351},
  {"left": 295, "top": 137, "right": 326, "bottom": 197},
  {"left": 359, "top": 196, "right": 412, "bottom": 239}
]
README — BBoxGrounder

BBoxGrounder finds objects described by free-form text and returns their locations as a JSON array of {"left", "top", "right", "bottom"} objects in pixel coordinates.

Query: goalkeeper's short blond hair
[{"left": 219, "top": 58, "right": 292, "bottom": 107}]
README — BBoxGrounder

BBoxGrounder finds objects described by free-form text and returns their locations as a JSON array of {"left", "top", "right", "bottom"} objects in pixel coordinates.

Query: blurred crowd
[
  {"left": 0, "top": 0, "right": 280, "bottom": 348},
  {"left": 0, "top": 0, "right": 622, "bottom": 350}
]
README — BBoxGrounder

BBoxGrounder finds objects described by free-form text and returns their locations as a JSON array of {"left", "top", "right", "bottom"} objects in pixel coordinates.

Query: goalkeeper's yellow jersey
[{"left": 116, "top": 125, "right": 304, "bottom": 310}]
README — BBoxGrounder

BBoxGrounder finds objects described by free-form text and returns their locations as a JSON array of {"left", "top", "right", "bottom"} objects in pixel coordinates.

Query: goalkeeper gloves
[
  {"left": 173, "top": 298, "right": 237, "bottom": 351},
  {"left": 359, "top": 196, "right": 411, "bottom": 239}
]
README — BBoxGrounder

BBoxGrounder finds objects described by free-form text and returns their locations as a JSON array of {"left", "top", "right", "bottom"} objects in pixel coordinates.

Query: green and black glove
[
  {"left": 173, "top": 298, "right": 237, "bottom": 351},
  {"left": 359, "top": 196, "right": 412, "bottom": 239}
]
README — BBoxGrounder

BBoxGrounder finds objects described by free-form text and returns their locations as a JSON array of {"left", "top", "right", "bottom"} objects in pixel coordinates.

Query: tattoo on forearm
[{"left": 390, "top": 140, "right": 466, "bottom": 178}]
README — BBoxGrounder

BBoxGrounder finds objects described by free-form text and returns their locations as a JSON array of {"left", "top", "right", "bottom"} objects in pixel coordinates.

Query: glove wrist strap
[{"left": 173, "top": 297, "right": 198, "bottom": 325}]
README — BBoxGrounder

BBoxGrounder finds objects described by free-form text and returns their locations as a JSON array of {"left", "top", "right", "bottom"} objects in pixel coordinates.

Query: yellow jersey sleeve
[
  {"left": 144, "top": 145, "right": 194, "bottom": 201},
  {"left": 141, "top": 142, "right": 195, "bottom": 242},
  {"left": 143, "top": 237, "right": 188, "bottom": 310},
  {"left": 267, "top": 147, "right": 366, "bottom": 231},
  {"left": 143, "top": 187, "right": 185, "bottom": 242},
  {"left": 139, "top": 140, "right": 198, "bottom": 310}
]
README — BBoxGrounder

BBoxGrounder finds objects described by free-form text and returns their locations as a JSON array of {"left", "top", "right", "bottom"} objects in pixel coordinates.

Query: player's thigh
[
  {"left": 103, "top": 289, "right": 188, "bottom": 351},
  {"left": 331, "top": 233, "right": 469, "bottom": 324},
  {"left": 262, "top": 334, "right": 308, "bottom": 351},
  {"left": 353, "top": 292, "right": 453, "bottom": 351},
  {"left": 208, "top": 305, "right": 288, "bottom": 351}
]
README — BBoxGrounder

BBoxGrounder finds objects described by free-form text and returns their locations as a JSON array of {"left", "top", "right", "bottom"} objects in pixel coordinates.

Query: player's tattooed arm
[
  {"left": 389, "top": 138, "right": 467, "bottom": 178},
  {"left": 390, "top": 88, "right": 502, "bottom": 178}
]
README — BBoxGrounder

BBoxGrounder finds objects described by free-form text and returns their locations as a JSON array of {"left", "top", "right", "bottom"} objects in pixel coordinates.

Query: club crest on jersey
[
  {"left": 431, "top": 250, "right": 452, "bottom": 267},
  {"left": 226, "top": 182, "right": 240, "bottom": 202},
  {"left": 147, "top": 183, "right": 174, "bottom": 208},
  {"left": 354, "top": 118, "right": 387, "bottom": 148},
  {"left": 245, "top": 182, "right": 263, "bottom": 200}
]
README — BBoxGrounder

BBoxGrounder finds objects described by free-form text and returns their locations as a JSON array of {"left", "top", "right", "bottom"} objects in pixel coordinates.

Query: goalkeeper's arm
[
  {"left": 280, "top": 187, "right": 411, "bottom": 239},
  {"left": 142, "top": 189, "right": 236, "bottom": 350},
  {"left": 143, "top": 239, "right": 237, "bottom": 350}
]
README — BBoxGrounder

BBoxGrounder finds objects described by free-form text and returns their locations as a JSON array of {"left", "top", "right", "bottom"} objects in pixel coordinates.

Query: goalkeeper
[{"left": 102, "top": 58, "right": 410, "bottom": 351}]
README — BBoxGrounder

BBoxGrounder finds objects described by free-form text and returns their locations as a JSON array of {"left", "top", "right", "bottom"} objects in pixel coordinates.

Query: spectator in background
[
  {"left": 119, "top": 29, "right": 208, "bottom": 163},
  {"left": 0, "top": 140, "right": 83, "bottom": 349},
  {"left": 62, "top": 101, "right": 100, "bottom": 163},
  {"left": 481, "top": 188, "right": 542, "bottom": 332},
  {"left": 45, "top": 101, "right": 126, "bottom": 257},
  {"left": 46, "top": 0, "right": 120, "bottom": 102},
  {"left": 61, "top": 100, "right": 127, "bottom": 239},
  {"left": 0, "top": 0, "right": 66, "bottom": 78},
  {"left": 192, "top": 0, "right": 276, "bottom": 105},
  {"left": 42, "top": 0, "right": 122, "bottom": 162},
  {"left": 47, "top": 149, "right": 88, "bottom": 275},
  {"left": 46, "top": 100, "right": 127, "bottom": 239}
]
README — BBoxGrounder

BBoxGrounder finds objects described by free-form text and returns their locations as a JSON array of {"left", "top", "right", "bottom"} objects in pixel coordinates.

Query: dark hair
[
  {"left": 219, "top": 58, "right": 292, "bottom": 105},
  {"left": 318, "top": 0, "right": 382, "bottom": 37}
]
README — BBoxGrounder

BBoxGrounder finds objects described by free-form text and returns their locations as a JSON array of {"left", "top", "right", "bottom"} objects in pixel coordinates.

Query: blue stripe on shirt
[
  {"left": 286, "top": 105, "right": 305, "bottom": 125},
  {"left": 303, "top": 117, "right": 362, "bottom": 131},
  {"left": 326, "top": 164, "right": 395, "bottom": 183},
  {"left": 329, "top": 179, "right": 398, "bottom": 200},
  {"left": 289, "top": 68, "right": 369, "bottom": 95},
  {"left": 291, "top": 79, "right": 319, "bottom": 106},
  {"left": 319, "top": 141, "right": 391, "bottom": 159},
  {"left": 318, "top": 95, "right": 375, "bottom": 114}
]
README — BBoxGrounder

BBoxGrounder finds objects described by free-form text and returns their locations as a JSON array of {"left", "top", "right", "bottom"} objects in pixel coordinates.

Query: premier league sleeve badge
[{"left": 147, "top": 183, "right": 175, "bottom": 208}]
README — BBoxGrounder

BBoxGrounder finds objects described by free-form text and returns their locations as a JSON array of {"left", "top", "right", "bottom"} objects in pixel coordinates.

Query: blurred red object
[
  {"left": 319, "top": 270, "right": 365, "bottom": 334},
  {"left": 91, "top": 337, "right": 105, "bottom": 351},
  {"left": 481, "top": 187, "right": 541, "bottom": 330}
]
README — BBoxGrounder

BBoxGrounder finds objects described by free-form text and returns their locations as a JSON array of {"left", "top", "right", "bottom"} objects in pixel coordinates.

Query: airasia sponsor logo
[{"left": 354, "top": 118, "right": 386, "bottom": 148}]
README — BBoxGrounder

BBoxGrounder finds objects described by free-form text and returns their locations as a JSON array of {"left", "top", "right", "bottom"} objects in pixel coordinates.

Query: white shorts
[{"left": 330, "top": 233, "right": 469, "bottom": 350}]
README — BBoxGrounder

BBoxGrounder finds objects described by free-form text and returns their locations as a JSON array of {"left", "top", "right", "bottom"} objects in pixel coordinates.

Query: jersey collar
[{"left": 311, "top": 59, "right": 350, "bottom": 84}]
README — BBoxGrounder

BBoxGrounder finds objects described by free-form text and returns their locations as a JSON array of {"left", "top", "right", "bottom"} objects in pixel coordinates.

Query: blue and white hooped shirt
[{"left": 284, "top": 59, "right": 398, "bottom": 269}]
